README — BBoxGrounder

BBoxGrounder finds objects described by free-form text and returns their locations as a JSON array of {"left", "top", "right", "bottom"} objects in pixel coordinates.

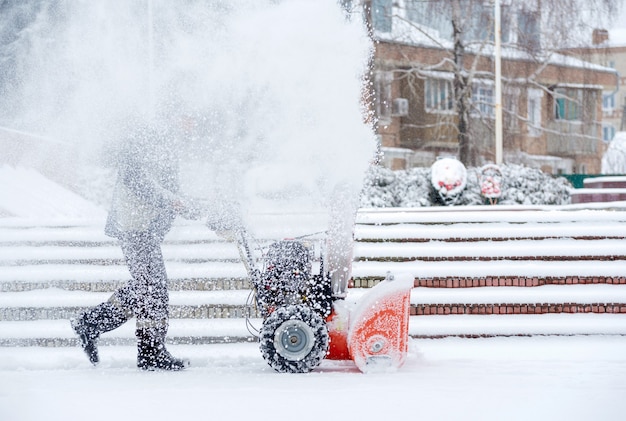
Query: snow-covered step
[
  {"left": 354, "top": 221, "right": 626, "bottom": 241},
  {"left": 0, "top": 304, "right": 258, "bottom": 322},
  {"left": 583, "top": 176, "right": 626, "bottom": 189},
  {"left": 348, "top": 284, "right": 626, "bottom": 315},
  {"left": 0, "top": 219, "right": 222, "bottom": 244},
  {"left": 352, "top": 259, "right": 626, "bottom": 280},
  {"left": 5, "top": 284, "right": 623, "bottom": 321},
  {"left": 0, "top": 242, "right": 242, "bottom": 264},
  {"left": 410, "top": 284, "right": 626, "bottom": 316},
  {"left": 0, "top": 212, "right": 331, "bottom": 244},
  {"left": 3, "top": 313, "right": 626, "bottom": 347},
  {"left": 354, "top": 207, "right": 626, "bottom": 243},
  {"left": 0, "top": 318, "right": 260, "bottom": 346},
  {"left": 355, "top": 206, "right": 626, "bottom": 224},
  {"left": 0, "top": 289, "right": 258, "bottom": 321},
  {"left": 0, "top": 288, "right": 251, "bottom": 308},
  {"left": 0, "top": 277, "right": 252, "bottom": 293},
  {"left": 411, "top": 276, "right": 626, "bottom": 288},
  {"left": 0, "top": 261, "right": 247, "bottom": 284},
  {"left": 354, "top": 238, "right": 626, "bottom": 261},
  {"left": 409, "top": 313, "right": 626, "bottom": 337},
  {"left": 413, "top": 302, "right": 626, "bottom": 316},
  {"left": 410, "top": 284, "right": 626, "bottom": 305},
  {"left": 571, "top": 189, "right": 626, "bottom": 204}
]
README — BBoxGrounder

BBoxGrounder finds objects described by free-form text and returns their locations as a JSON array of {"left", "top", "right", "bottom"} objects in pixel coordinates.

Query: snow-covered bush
[
  {"left": 497, "top": 164, "right": 572, "bottom": 205},
  {"left": 360, "top": 163, "right": 572, "bottom": 207},
  {"left": 601, "top": 132, "right": 626, "bottom": 174}
]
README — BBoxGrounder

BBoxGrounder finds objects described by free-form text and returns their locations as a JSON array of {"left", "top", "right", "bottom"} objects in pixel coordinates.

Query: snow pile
[
  {"left": 601, "top": 132, "right": 626, "bottom": 174},
  {"left": 360, "top": 163, "right": 572, "bottom": 207},
  {"left": 0, "top": 165, "right": 106, "bottom": 219}
]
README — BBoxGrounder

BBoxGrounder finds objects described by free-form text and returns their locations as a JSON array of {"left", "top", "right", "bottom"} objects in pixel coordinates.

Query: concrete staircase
[
  {"left": 352, "top": 205, "right": 626, "bottom": 337},
  {"left": 1, "top": 205, "right": 626, "bottom": 348},
  {"left": 0, "top": 220, "right": 256, "bottom": 347}
]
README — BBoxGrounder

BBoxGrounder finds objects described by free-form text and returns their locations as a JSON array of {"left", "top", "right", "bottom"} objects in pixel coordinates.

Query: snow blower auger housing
[
  {"left": 255, "top": 240, "right": 333, "bottom": 320},
  {"left": 232, "top": 229, "right": 413, "bottom": 374}
]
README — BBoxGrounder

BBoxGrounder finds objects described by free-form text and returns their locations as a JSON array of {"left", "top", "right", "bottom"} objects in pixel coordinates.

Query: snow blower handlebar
[
  {"left": 231, "top": 228, "right": 262, "bottom": 285},
  {"left": 199, "top": 199, "right": 262, "bottom": 283}
]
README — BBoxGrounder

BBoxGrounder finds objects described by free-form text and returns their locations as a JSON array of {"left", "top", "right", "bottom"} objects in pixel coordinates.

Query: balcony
[{"left": 545, "top": 120, "right": 599, "bottom": 155}]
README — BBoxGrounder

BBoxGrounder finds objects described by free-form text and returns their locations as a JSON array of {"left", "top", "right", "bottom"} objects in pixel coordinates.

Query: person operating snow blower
[{"left": 71, "top": 117, "right": 234, "bottom": 371}]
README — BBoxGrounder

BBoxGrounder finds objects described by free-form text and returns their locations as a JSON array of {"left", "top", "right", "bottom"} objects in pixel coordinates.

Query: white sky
[{"left": 608, "top": 0, "right": 626, "bottom": 44}]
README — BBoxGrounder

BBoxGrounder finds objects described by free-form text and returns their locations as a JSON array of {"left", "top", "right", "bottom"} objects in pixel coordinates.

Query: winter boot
[
  {"left": 71, "top": 301, "right": 128, "bottom": 365},
  {"left": 136, "top": 327, "right": 189, "bottom": 371}
]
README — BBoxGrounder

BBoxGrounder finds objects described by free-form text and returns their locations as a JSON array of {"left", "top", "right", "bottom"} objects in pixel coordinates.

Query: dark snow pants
[{"left": 109, "top": 232, "right": 170, "bottom": 332}]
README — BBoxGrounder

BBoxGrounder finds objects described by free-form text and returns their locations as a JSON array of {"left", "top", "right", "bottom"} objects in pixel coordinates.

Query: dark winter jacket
[{"left": 105, "top": 124, "right": 181, "bottom": 242}]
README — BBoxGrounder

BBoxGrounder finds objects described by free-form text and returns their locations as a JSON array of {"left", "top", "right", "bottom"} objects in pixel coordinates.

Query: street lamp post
[{"left": 494, "top": 0, "right": 503, "bottom": 165}]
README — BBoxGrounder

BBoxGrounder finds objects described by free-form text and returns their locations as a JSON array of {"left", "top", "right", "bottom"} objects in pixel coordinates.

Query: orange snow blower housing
[{"left": 325, "top": 273, "right": 414, "bottom": 372}]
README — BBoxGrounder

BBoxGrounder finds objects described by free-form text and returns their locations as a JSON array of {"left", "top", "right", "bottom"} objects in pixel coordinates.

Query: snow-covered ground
[
  {"left": 1, "top": 170, "right": 626, "bottom": 420},
  {"left": 1, "top": 337, "right": 625, "bottom": 421}
]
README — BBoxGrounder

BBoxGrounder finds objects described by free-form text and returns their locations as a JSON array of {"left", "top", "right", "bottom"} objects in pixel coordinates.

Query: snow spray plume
[{"left": 0, "top": 0, "right": 376, "bottom": 223}]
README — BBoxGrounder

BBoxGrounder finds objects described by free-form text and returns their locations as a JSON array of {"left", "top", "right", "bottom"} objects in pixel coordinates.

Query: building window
[
  {"left": 554, "top": 88, "right": 582, "bottom": 121},
  {"left": 372, "top": 0, "right": 392, "bottom": 33},
  {"left": 603, "top": 124, "right": 616, "bottom": 142},
  {"left": 518, "top": 9, "right": 540, "bottom": 51},
  {"left": 472, "top": 84, "right": 495, "bottom": 117},
  {"left": 467, "top": 4, "right": 493, "bottom": 42},
  {"left": 527, "top": 88, "right": 543, "bottom": 137},
  {"left": 405, "top": 0, "right": 450, "bottom": 36},
  {"left": 425, "top": 78, "right": 454, "bottom": 113},
  {"left": 374, "top": 71, "right": 393, "bottom": 124},
  {"left": 603, "top": 92, "right": 615, "bottom": 112},
  {"left": 405, "top": 1, "right": 510, "bottom": 43}
]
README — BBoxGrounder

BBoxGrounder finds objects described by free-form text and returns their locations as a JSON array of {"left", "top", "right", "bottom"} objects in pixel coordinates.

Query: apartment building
[
  {"left": 564, "top": 29, "right": 626, "bottom": 143},
  {"left": 362, "top": 0, "right": 618, "bottom": 174}
]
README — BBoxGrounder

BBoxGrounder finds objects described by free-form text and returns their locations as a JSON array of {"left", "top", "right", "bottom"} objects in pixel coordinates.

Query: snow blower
[{"left": 230, "top": 227, "right": 413, "bottom": 374}]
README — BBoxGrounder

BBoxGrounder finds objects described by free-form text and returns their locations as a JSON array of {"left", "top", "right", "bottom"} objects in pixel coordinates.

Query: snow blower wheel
[{"left": 260, "top": 304, "right": 329, "bottom": 373}]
